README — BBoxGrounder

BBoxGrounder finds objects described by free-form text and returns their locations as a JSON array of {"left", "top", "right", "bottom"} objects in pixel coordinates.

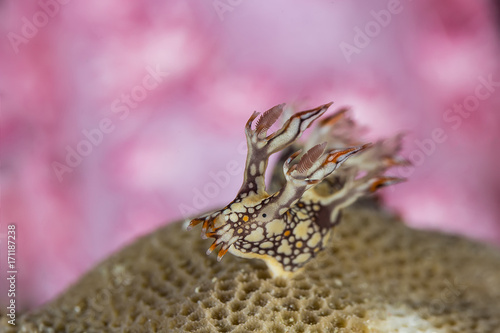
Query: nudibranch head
[{"left": 188, "top": 102, "right": 406, "bottom": 277}]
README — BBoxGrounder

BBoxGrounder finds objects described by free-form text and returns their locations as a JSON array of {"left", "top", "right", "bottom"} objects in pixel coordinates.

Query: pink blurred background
[{"left": 1, "top": 0, "right": 499, "bottom": 311}]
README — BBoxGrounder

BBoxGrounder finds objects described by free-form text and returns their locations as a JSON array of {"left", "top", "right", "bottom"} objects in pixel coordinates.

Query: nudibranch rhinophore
[{"left": 188, "top": 103, "right": 406, "bottom": 277}]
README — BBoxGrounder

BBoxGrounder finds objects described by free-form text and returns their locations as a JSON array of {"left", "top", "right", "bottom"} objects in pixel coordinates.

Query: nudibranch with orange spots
[{"left": 188, "top": 103, "right": 406, "bottom": 277}]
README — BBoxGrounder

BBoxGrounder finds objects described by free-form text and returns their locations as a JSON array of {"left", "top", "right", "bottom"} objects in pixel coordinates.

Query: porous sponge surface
[{"left": 4, "top": 205, "right": 500, "bottom": 332}]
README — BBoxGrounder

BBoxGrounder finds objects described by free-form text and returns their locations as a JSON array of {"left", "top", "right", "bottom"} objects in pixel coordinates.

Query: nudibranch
[{"left": 188, "top": 103, "right": 406, "bottom": 277}]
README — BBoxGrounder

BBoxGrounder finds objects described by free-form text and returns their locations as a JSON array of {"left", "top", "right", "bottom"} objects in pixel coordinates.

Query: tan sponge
[{"left": 3, "top": 204, "right": 500, "bottom": 332}]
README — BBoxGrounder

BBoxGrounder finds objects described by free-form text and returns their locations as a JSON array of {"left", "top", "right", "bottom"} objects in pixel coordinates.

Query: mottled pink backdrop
[{"left": 1, "top": 0, "right": 499, "bottom": 311}]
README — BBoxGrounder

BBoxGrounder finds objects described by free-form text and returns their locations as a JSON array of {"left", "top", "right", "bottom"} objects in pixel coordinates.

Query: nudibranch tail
[
  {"left": 186, "top": 218, "right": 203, "bottom": 231},
  {"left": 188, "top": 102, "right": 406, "bottom": 278}
]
